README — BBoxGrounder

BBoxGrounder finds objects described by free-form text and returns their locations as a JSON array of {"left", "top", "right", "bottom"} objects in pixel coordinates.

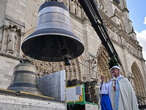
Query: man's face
[{"left": 110, "top": 68, "right": 120, "bottom": 77}]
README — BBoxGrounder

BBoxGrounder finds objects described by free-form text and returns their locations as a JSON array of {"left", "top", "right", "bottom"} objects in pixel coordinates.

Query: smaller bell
[{"left": 8, "top": 59, "right": 40, "bottom": 94}]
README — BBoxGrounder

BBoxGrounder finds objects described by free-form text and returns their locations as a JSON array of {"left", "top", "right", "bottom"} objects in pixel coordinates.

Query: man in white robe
[{"left": 108, "top": 66, "right": 139, "bottom": 110}]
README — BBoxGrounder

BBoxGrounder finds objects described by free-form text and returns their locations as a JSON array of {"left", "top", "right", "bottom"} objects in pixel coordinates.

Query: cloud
[
  {"left": 136, "top": 30, "right": 146, "bottom": 60},
  {"left": 144, "top": 17, "right": 146, "bottom": 24}
]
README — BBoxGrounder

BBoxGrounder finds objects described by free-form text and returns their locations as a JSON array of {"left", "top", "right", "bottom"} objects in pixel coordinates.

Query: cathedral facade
[{"left": 0, "top": 0, "right": 146, "bottom": 107}]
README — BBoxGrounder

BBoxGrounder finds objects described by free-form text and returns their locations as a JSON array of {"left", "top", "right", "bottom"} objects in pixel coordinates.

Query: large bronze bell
[
  {"left": 21, "top": 1, "right": 84, "bottom": 64},
  {"left": 8, "top": 59, "right": 40, "bottom": 94}
]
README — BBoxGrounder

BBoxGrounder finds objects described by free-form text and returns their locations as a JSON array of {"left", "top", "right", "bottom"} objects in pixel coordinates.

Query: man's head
[{"left": 110, "top": 66, "right": 120, "bottom": 78}]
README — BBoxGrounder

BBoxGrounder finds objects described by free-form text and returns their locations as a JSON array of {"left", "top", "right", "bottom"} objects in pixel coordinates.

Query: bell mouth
[{"left": 21, "top": 28, "right": 84, "bottom": 62}]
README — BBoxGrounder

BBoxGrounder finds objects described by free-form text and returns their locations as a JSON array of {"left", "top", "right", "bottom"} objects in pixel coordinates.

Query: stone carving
[
  {"left": 7, "top": 27, "right": 17, "bottom": 54},
  {"left": 88, "top": 56, "right": 97, "bottom": 80},
  {"left": 64, "top": 0, "right": 69, "bottom": 9},
  {"left": 0, "top": 26, "right": 4, "bottom": 50},
  {"left": 127, "top": 72, "right": 135, "bottom": 87},
  {"left": 6, "top": 24, "right": 22, "bottom": 57},
  {"left": 100, "top": 10, "right": 143, "bottom": 59},
  {"left": 25, "top": 56, "right": 82, "bottom": 81},
  {"left": 98, "top": 0, "right": 104, "bottom": 10},
  {"left": 96, "top": 46, "right": 111, "bottom": 82},
  {"left": 110, "top": 9, "right": 123, "bottom": 30},
  {"left": 82, "top": 54, "right": 98, "bottom": 82},
  {"left": 76, "top": 3, "right": 82, "bottom": 18},
  {"left": 0, "top": 24, "right": 22, "bottom": 56},
  {"left": 70, "top": 0, "right": 76, "bottom": 14}
]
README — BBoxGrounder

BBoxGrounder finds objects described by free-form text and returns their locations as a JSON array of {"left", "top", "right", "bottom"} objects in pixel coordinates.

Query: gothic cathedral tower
[{"left": 0, "top": 0, "right": 145, "bottom": 106}]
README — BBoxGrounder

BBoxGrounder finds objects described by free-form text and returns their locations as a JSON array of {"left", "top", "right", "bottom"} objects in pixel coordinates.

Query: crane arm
[{"left": 78, "top": 0, "right": 121, "bottom": 67}]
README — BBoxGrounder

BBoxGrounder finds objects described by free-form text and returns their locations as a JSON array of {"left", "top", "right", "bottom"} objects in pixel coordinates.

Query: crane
[{"left": 78, "top": 0, "right": 121, "bottom": 68}]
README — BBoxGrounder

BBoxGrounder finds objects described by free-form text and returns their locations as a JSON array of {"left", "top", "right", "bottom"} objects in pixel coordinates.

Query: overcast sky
[{"left": 127, "top": 0, "right": 146, "bottom": 60}]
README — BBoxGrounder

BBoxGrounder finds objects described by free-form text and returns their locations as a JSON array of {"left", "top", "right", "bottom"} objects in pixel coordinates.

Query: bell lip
[
  {"left": 23, "top": 29, "right": 83, "bottom": 46},
  {"left": 23, "top": 33, "right": 83, "bottom": 49},
  {"left": 39, "top": 1, "right": 68, "bottom": 12},
  {"left": 21, "top": 29, "right": 84, "bottom": 62}
]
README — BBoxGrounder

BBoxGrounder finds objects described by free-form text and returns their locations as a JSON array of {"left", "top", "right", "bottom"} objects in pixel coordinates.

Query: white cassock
[{"left": 108, "top": 75, "right": 139, "bottom": 110}]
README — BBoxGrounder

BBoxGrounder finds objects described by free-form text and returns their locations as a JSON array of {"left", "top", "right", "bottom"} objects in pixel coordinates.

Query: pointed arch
[
  {"left": 96, "top": 46, "right": 111, "bottom": 81},
  {"left": 131, "top": 62, "right": 146, "bottom": 105}
]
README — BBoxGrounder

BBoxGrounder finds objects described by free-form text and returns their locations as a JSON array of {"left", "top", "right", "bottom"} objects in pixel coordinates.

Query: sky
[{"left": 127, "top": 0, "right": 146, "bottom": 60}]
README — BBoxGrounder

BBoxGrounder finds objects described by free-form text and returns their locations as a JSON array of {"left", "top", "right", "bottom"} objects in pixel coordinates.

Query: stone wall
[
  {"left": 0, "top": 0, "right": 7, "bottom": 26},
  {"left": 0, "top": 56, "right": 19, "bottom": 89},
  {"left": 0, "top": 94, "right": 66, "bottom": 110}
]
